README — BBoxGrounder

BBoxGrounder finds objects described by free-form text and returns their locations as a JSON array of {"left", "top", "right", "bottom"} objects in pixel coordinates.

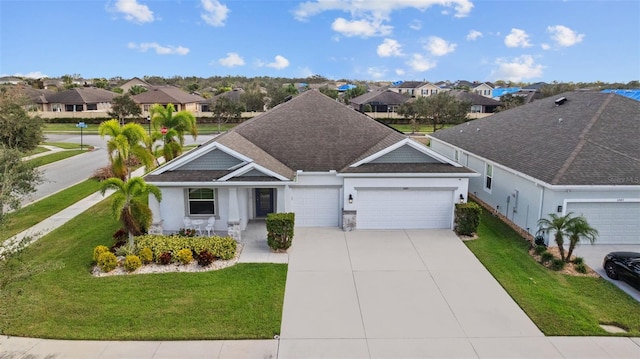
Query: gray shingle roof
[
  {"left": 448, "top": 90, "right": 502, "bottom": 106},
  {"left": 46, "top": 87, "right": 117, "bottom": 104},
  {"left": 349, "top": 90, "right": 410, "bottom": 106},
  {"left": 132, "top": 86, "right": 206, "bottom": 104},
  {"left": 431, "top": 91, "right": 640, "bottom": 185}
]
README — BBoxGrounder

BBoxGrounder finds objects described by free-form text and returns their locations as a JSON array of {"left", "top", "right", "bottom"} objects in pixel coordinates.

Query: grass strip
[
  {"left": 42, "top": 142, "right": 84, "bottom": 149},
  {"left": 466, "top": 209, "right": 640, "bottom": 336},
  {"left": 26, "top": 150, "right": 86, "bottom": 167},
  {"left": 0, "top": 179, "right": 102, "bottom": 241},
  {"left": 0, "top": 199, "right": 287, "bottom": 340}
]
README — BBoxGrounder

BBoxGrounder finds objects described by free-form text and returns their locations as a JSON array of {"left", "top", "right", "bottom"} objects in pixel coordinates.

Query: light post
[{"left": 147, "top": 115, "right": 151, "bottom": 136}]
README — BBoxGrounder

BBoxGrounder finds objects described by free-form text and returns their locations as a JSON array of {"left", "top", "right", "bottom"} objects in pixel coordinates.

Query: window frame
[
  {"left": 484, "top": 163, "right": 493, "bottom": 192},
  {"left": 185, "top": 188, "right": 217, "bottom": 217}
]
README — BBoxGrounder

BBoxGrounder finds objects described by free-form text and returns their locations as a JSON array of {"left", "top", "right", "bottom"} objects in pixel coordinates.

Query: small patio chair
[
  {"left": 183, "top": 217, "right": 193, "bottom": 230},
  {"left": 205, "top": 217, "right": 216, "bottom": 236}
]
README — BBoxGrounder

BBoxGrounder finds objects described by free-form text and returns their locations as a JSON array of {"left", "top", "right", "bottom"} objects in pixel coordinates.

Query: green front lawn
[
  {"left": 466, "top": 210, "right": 640, "bottom": 336},
  {"left": 26, "top": 150, "right": 87, "bottom": 167},
  {"left": 0, "top": 200, "right": 287, "bottom": 340}
]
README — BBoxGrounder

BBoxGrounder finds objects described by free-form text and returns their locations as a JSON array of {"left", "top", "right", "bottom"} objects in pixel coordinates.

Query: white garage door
[
  {"left": 291, "top": 187, "right": 340, "bottom": 227},
  {"left": 357, "top": 189, "right": 453, "bottom": 229},
  {"left": 566, "top": 201, "right": 640, "bottom": 245}
]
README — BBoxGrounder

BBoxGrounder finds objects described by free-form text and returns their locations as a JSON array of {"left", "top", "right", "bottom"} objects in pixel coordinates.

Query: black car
[{"left": 603, "top": 252, "right": 640, "bottom": 290}]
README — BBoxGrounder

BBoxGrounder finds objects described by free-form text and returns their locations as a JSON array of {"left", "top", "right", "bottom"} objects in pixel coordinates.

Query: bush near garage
[
  {"left": 266, "top": 212, "right": 295, "bottom": 251},
  {"left": 454, "top": 202, "right": 481, "bottom": 236}
]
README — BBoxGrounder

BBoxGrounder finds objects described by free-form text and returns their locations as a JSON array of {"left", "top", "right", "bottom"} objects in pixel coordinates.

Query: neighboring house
[
  {"left": 202, "top": 88, "right": 246, "bottom": 112},
  {"left": 120, "top": 77, "right": 152, "bottom": 94},
  {"left": 349, "top": 89, "right": 410, "bottom": 112},
  {"left": 132, "top": 86, "right": 206, "bottom": 114},
  {"left": 44, "top": 87, "right": 117, "bottom": 112},
  {"left": 20, "top": 86, "right": 54, "bottom": 111},
  {"left": 492, "top": 87, "right": 521, "bottom": 99},
  {"left": 0, "top": 76, "right": 25, "bottom": 85},
  {"left": 429, "top": 91, "right": 640, "bottom": 245},
  {"left": 448, "top": 90, "right": 502, "bottom": 114},
  {"left": 144, "top": 90, "right": 477, "bottom": 238},
  {"left": 389, "top": 81, "right": 444, "bottom": 97},
  {"left": 472, "top": 82, "right": 494, "bottom": 98}
]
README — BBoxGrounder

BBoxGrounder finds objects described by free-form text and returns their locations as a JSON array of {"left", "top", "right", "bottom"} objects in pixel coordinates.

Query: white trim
[
  {"left": 146, "top": 181, "right": 295, "bottom": 187},
  {"left": 339, "top": 172, "right": 479, "bottom": 178},
  {"left": 350, "top": 138, "right": 463, "bottom": 168},
  {"left": 218, "top": 162, "right": 290, "bottom": 182}
]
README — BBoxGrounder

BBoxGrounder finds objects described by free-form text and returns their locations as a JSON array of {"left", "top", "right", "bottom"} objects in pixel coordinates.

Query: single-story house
[
  {"left": 429, "top": 91, "right": 640, "bottom": 245},
  {"left": 44, "top": 87, "right": 118, "bottom": 112},
  {"left": 447, "top": 90, "right": 502, "bottom": 114},
  {"left": 144, "top": 90, "right": 478, "bottom": 238},
  {"left": 132, "top": 86, "right": 206, "bottom": 114},
  {"left": 349, "top": 89, "right": 410, "bottom": 113}
]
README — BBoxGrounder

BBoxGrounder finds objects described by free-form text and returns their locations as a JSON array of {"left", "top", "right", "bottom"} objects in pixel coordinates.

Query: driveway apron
[{"left": 279, "top": 228, "right": 546, "bottom": 358}]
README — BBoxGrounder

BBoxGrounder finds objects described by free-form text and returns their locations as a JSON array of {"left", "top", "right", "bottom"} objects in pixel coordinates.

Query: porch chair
[
  {"left": 205, "top": 217, "right": 216, "bottom": 236},
  {"left": 183, "top": 217, "right": 193, "bottom": 230}
]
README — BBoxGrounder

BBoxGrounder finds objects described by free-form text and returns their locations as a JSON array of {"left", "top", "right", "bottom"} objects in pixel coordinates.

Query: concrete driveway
[
  {"left": 278, "top": 228, "right": 553, "bottom": 358},
  {"left": 573, "top": 244, "right": 640, "bottom": 302}
]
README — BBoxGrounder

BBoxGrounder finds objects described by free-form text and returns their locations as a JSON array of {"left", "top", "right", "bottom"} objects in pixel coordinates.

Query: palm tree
[
  {"left": 149, "top": 103, "right": 197, "bottom": 161},
  {"left": 536, "top": 213, "right": 576, "bottom": 261},
  {"left": 100, "top": 177, "right": 162, "bottom": 245},
  {"left": 565, "top": 216, "right": 598, "bottom": 262},
  {"left": 98, "top": 119, "right": 155, "bottom": 180}
]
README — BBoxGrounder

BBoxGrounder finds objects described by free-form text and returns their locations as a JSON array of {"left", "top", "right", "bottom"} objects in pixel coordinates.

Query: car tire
[{"left": 604, "top": 261, "right": 619, "bottom": 280}]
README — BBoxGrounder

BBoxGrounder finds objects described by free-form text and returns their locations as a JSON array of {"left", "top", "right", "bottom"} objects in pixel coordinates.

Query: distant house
[
  {"left": 349, "top": 89, "right": 410, "bottom": 113},
  {"left": 132, "top": 86, "right": 206, "bottom": 114},
  {"left": 44, "top": 87, "right": 118, "bottom": 112},
  {"left": 19, "top": 86, "right": 54, "bottom": 112},
  {"left": 0, "top": 76, "right": 25, "bottom": 85},
  {"left": 389, "top": 81, "right": 444, "bottom": 97},
  {"left": 447, "top": 90, "right": 502, "bottom": 114},
  {"left": 472, "top": 82, "right": 494, "bottom": 98},
  {"left": 430, "top": 91, "right": 640, "bottom": 245},
  {"left": 120, "top": 77, "right": 152, "bottom": 94}
]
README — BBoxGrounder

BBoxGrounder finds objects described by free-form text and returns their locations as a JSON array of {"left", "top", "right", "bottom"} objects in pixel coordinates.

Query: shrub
[
  {"left": 93, "top": 245, "right": 110, "bottom": 262},
  {"left": 177, "top": 228, "right": 197, "bottom": 237},
  {"left": 139, "top": 247, "right": 153, "bottom": 264},
  {"left": 158, "top": 252, "right": 172, "bottom": 265},
  {"left": 92, "top": 166, "right": 115, "bottom": 181},
  {"left": 534, "top": 235, "right": 546, "bottom": 247},
  {"left": 135, "top": 234, "right": 236, "bottom": 260},
  {"left": 111, "top": 228, "right": 128, "bottom": 251},
  {"left": 197, "top": 250, "right": 216, "bottom": 266},
  {"left": 97, "top": 252, "right": 118, "bottom": 272},
  {"left": 114, "top": 244, "right": 136, "bottom": 257},
  {"left": 572, "top": 257, "right": 584, "bottom": 265},
  {"left": 123, "top": 255, "right": 142, "bottom": 272},
  {"left": 454, "top": 202, "right": 481, "bottom": 236},
  {"left": 575, "top": 263, "right": 588, "bottom": 274},
  {"left": 176, "top": 248, "right": 193, "bottom": 264},
  {"left": 266, "top": 212, "right": 295, "bottom": 251},
  {"left": 540, "top": 251, "right": 554, "bottom": 264},
  {"left": 550, "top": 258, "right": 566, "bottom": 271},
  {"left": 534, "top": 245, "right": 547, "bottom": 255}
]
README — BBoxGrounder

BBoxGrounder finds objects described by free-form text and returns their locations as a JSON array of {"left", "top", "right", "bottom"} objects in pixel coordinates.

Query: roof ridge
[{"left": 551, "top": 93, "right": 614, "bottom": 185}]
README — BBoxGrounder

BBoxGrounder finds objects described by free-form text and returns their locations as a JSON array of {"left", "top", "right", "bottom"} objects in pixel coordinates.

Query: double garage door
[
  {"left": 566, "top": 201, "right": 640, "bottom": 245},
  {"left": 357, "top": 189, "right": 454, "bottom": 229},
  {"left": 291, "top": 187, "right": 454, "bottom": 229}
]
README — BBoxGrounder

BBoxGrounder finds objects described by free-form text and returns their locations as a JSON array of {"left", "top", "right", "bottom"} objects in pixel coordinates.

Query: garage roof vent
[{"left": 555, "top": 97, "right": 567, "bottom": 106}]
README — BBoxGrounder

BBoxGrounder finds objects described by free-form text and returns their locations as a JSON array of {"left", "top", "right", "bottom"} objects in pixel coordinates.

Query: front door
[{"left": 255, "top": 188, "right": 274, "bottom": 218}]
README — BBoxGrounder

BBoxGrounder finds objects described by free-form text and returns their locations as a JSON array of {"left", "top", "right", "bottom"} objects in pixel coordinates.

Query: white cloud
[
  {"left": 9, "top": 71, "right": 48, "bottom": 79},
  {"left": 426, "top": 36, "right": 456, "bottom": 56},
  {"left": 218, "top": 52, "right": 245, "bottom": 67},
  {"left": 201, "top": 0, "right": 229, "bottom": 27},
  {"left": 114, "top": 0, "right": 154, "bottom": 24},
  {"left": 541, "top": 43, "right": 551, "bottom": 50},
  {"left": 367, "top": 67, "right": 387, "bottom": 79},
  {"left": 128, "top": 42, "right": 189, "bottom": 55},
  {"left": 409, "top": 20, "right": 422, "bottom": 30},
  {"left": 377, "top": 38, "right": 403, "bottom": 57},
  {"left": 491, "top": 55, "right": 544, "bottom": 82},
  {"left": 293, "top": 0, "right": 474, "bottom": 21},
  {"left": 266, "top": 55, "right": 290, "bottom": 70},
  {"left": 331, "top": 18, "right": 392, "bottom": 38},
  {"left": 504, "top": 28, "right": 532, "bottom": 48},
  {"left": 547, "top": 25, "right": 584, "bottom": 47},
  {"left": 407, "top": 54, "right": 436, "bottom": 72},
  {"left": 466, "top": 30, "right": 482, "bottom": 41},
  {"left": 395, "top": 68, "right": 405, "bottom": 76}
]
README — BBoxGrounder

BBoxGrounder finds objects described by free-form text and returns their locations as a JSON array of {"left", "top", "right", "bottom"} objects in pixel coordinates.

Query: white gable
[{"left": 351, "top": 138, "right": 462, "bottom": 168}]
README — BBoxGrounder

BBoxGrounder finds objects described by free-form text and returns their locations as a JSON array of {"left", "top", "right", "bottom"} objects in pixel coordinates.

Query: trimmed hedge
[
  {"left": 135, "top": 234, "right": 237, "bottom": 261},
  {"left": 266, "top": 212, "right": 295, "bottom": 251},
  {"left": 454, "top": 201, "right": 481, "bottom": 236}
]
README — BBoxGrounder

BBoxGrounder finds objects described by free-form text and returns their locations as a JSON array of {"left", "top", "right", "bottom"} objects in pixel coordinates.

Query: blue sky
[{"left": 1, "top": 0, "right": 639, "bottom": 83}]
